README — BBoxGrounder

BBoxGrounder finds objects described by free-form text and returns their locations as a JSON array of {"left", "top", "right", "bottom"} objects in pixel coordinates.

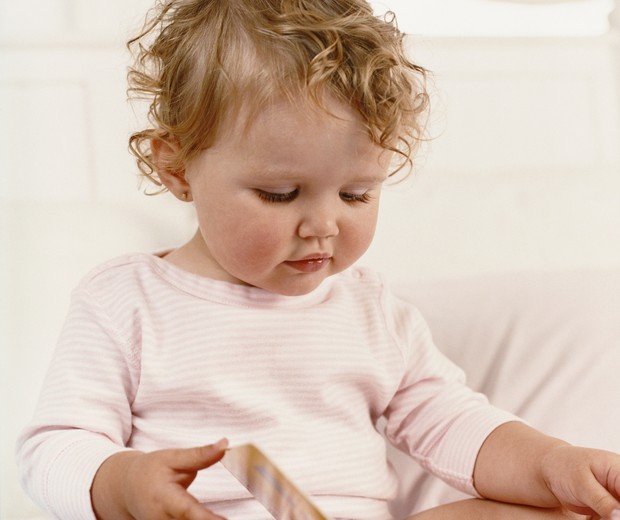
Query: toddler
[{"left": 16, "top": 1, "right": 620, "bottom": 519}]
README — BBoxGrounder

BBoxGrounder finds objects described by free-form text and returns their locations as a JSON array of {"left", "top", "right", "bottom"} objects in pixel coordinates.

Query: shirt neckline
[{"left": 142, "top": 250, "right": 337, "bottom": 309}]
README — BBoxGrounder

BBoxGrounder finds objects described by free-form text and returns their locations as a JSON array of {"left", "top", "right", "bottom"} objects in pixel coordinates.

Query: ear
[{"left": 150, "top": 137, "right": 192, "bottom": 201}]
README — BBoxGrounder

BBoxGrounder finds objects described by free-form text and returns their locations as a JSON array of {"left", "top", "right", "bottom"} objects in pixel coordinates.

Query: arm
[
  {"left": 17, "top": 282, "right": 232, "bottom": 520},
  {"left": 91, "top": 440, "right": 228, "bottom": 520},
  {"left": 474, "top": 421, "right": 620, "bottom": 518},
  {"left": 381, "top": 295, "right": 522, "bottom": 496},
  {"left": 16, "top": 287, "right": 139, "bottom": 519}
]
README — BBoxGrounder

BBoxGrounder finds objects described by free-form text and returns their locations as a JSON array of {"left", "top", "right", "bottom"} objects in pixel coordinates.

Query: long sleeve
[
  {"left": 16, "top": 254, "right": 521, "bottom": 520},
  {"left": 380, "top": 289, "right": 520, "bottom": 496},
  {"left": 16, "top": 285, "right": 139, "bottom": 519}
]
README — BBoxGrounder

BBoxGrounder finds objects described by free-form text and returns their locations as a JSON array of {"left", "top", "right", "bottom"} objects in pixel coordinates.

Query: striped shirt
[{"left": 16, "top": 253, "right": 517, "bottom": 520}]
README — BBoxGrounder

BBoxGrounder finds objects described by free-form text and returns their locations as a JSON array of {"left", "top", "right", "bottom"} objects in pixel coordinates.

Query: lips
[{"left": 284, "top": 254, "right": 332, "bottom": 273}]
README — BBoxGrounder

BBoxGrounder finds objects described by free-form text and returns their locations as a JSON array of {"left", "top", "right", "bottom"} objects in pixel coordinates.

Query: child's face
[{"left": 182, "top": 97, "right": 390, "bottom": 296}]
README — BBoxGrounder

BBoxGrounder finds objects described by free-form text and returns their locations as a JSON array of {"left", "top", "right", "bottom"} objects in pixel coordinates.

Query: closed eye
[
  {"left": 256, "top": 189, "right": 299, "bottom": 203},
  {"left": 340, "top": 191, "right": 373, "bottom": 204}
]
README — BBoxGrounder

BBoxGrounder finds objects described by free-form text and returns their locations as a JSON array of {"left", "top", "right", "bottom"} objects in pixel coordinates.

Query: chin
[
  {"left": 269, "top": 276, "right": 327, "bottom": 297},
  {"left": 275, "top": 284, "right": 320, "bottom": 297}
]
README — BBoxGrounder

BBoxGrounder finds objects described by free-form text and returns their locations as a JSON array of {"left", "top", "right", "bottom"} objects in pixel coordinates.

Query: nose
[{"left": 297, "top": 204, "right": 339, "bottom": 239}]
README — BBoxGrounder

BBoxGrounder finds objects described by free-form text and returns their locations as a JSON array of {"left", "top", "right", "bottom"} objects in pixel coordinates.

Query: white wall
[
  {"left": 373, "top": 0, "right": 615, "bottom": 36},
  {"left": 1, "top": 1, "right": 619, "bottom": 518},
  {"left": 362, "top": 33, "right": 620, "bottom": 281},
  {"left": 0, "top": 2, "right": 190, "bottom": 518}
]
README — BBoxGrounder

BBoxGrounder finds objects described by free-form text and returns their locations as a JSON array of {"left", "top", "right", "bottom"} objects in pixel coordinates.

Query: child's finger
[
  {"left": 578, "top": 480, "right": 620, "bottom": 520},
  {"left": 588, "top": 455, "right": 620, "bottom": 518},
  {"left": 168, "top": 438, "right": 229, "bottom": 472},
  {"left": 165, "top": 486, "right": 227, "bottom": 520}
]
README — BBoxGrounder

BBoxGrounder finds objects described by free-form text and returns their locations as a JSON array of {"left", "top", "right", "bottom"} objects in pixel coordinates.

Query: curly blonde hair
[{"left": 127, "top": 0, "right": 429, "bottom": 188}]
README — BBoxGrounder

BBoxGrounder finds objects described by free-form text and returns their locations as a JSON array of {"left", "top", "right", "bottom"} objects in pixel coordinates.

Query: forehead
[
  {"left": 214, "top": 95, "right": 384, "bottom": 165},
  {"left": 186, "top": 94, "right": 392, "bottom": 186}
]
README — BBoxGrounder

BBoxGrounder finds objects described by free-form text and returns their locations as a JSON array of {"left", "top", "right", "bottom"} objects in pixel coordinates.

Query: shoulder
[
  {"left": 65, "top": 253, "right": 175, "bottom": 348},
  {"left": 335, "top": 264, "right": 384, "bottom": 293},
  {"left": 77, "top": 252, "right": 163, "bottom": 291},
  {"left": 70, "top": 252, "right": 175, "bottom": 315},
  {"left": 338, "top": 266, "right": 420, "bottom": 311},
  {"left": 330, "top": 267, "right": 437, "bottom": 372},
  {"left": 337, "top": 265, "right": 429, "bottom": 337}
]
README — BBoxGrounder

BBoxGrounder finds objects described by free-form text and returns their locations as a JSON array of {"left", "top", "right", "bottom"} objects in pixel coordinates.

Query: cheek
[
  {"left": 231, "top": 227, "right": 281, "bottom": 262},
  {"left": 211, "top": 208, "right": 287, "bottom": 267},
  {"left": 344, "top": 210, "right": 379, "bottom": 253}
]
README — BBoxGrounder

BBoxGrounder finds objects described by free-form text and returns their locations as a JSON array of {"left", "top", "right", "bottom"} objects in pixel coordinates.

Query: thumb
[
  {"left": 588, "top": 457, "right": 620, "bottom": 519},
  {"left": 576, "top": 477, "right": 620, "bottom": 520},
  {"left": 591, "top": 492, "right": 620, "bottom": 520},
  {"left": 170, "top": 438, "right": 229, "bottom": 472}
]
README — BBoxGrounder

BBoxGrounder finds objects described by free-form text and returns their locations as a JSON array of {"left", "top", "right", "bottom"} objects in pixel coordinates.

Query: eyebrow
[
  {"left": 352, "top": 173, "right": 388, "bottom": 183},
  {"left": 249, "top": 166, "right": 387, "bottom": 184}
]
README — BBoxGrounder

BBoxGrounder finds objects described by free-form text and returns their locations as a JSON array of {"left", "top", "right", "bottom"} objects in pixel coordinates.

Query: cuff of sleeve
[
  {"left": 421, "top": 405, "right": 523, "bottom": 497},
  {"left": 43, "top": 434, "right": 133, "bottom": 520}
]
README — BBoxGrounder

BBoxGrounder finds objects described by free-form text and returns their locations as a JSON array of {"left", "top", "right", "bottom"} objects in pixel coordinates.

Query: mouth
[{"left": 284, "top": 254, "right": 332, "bottom": 273}]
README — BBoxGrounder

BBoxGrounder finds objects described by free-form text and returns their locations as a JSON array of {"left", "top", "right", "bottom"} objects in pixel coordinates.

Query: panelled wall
[
  {"left": 363, "top": 33, "right": 620, "bottom": 279},
  {"left": 1, "top": 2, "right": 619, "bottom": 519},
  {"left": 1, "top": 3, "right": 191, "bottom": 519}
]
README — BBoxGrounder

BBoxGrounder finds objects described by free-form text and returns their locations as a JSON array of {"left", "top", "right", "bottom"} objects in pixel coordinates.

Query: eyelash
[
  {"left": 340, "top": 192, "right": 373, "bottom": 204},
  {"left": 256, "top": 190, "right": 299, "bottom": 203},
  {"left": 256, "top": 190, "right": 372, "bottom": 204}
]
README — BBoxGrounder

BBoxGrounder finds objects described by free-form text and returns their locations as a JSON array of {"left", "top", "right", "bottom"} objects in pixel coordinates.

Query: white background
[
  {"left": 1, "top": 1, "right": 619, "bottom": 518},
  {"left": 372, "top": 0, "right": 614, "bottom": 36}
]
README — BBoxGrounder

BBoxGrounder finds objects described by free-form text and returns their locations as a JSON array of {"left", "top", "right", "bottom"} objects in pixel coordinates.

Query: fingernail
[
  {"left": 214, "top": 438, "right": 229, "bottom": 451},
  {"left": 610, "top": 510, "right": 620, "bottom": 520}
]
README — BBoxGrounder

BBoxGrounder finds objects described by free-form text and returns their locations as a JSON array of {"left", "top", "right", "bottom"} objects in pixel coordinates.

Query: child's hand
[
  {"left": 92, "top": 438, "right": 229, "bottom": 520},
  {"left": 540, "top": 445, "right": 620, "bottom": 519}
]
